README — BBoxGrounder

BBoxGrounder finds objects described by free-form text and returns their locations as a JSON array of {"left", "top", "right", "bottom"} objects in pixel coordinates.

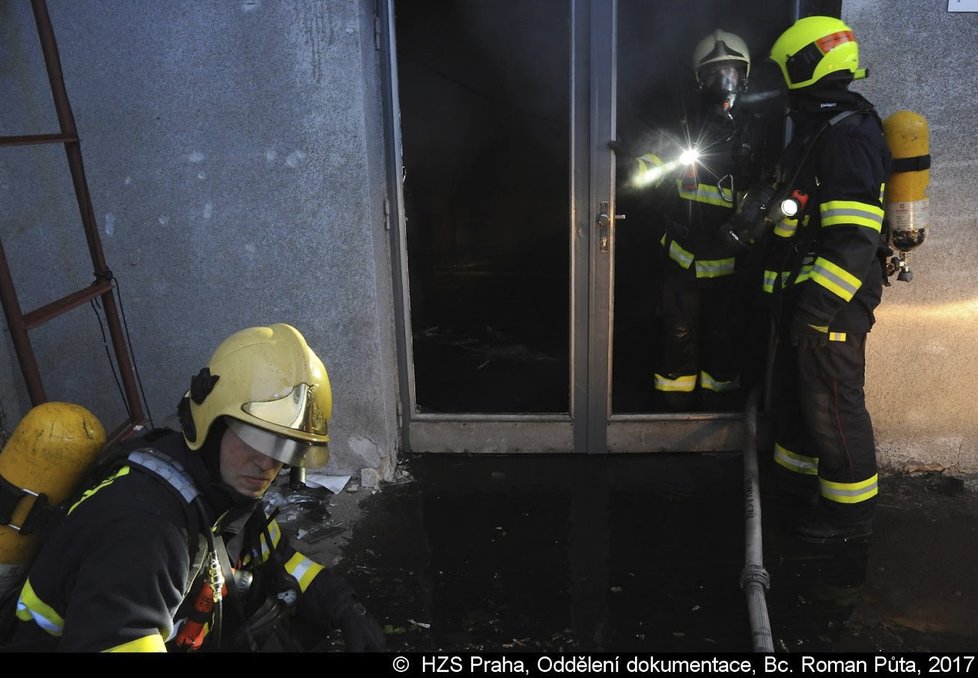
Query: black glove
[
  {"left": 789, "top": 312, "right": 829, "bottom": 349},
  {"left": 339, "top": 601, "right": 386, "bottom": 652},
  {"left": 717, "top": 219, "right": 750, "bottom": 253}
]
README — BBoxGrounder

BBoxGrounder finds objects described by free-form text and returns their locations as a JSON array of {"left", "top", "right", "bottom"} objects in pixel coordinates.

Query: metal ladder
[{"left": 0, "top": 0, "right": 145, "bottom": 444}]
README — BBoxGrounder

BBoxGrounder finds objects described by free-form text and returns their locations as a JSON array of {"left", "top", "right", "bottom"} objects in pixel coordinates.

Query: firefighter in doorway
[
  {"left": 629, "top": 29, "right": 767, "bottom": 411},
  {"left": 764, "top": 16, "right": 890, "bottom": 542}
]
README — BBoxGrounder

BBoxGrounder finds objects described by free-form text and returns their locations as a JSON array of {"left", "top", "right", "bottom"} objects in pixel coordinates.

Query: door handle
[{"left": 597, "top": 201, "right": 626, "bottom": 253}]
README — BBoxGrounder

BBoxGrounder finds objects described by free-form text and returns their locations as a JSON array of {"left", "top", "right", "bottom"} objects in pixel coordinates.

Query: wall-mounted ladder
[{"left": 0, "top": 0, "right": 145, "bottom": 444}]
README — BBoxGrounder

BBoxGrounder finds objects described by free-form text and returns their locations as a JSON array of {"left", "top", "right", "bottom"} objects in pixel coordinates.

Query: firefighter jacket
[
  {"left": 634, "top": 104, "right": 765, "bottom": 282},
  {"left": 762, "top": 91, "right": 891, "bottom": 333},
  {"left": 7, "top": 429, "right": 359, "bottom": 652}
]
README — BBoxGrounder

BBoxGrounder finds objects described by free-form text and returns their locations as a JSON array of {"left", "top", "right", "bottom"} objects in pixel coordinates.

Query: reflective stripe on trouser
[
  {"left": 700, "top": 370, "right": 739, "bottom": 393},
  {"left": 654, "top": 372, "right": 696, "bottom": 393},
  {"left": 772, "top": 327, "right": 877, "bottom": 505},
  {"left": 773, "top": 442, "right": 818, "bottom": 476}
]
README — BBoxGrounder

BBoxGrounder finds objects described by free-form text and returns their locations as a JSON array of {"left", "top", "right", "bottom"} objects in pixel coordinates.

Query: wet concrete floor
[{"left": 270, "top": 453, "right": 978, "bottom": 654}]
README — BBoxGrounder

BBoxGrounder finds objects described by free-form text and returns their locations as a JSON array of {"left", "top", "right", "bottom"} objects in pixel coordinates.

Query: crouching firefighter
[
  {"left": 2, "top": 323, "right": 386, "bottom": 652},
  {"left": 760, "top": 17, "right": 891, "bottom": 542}
]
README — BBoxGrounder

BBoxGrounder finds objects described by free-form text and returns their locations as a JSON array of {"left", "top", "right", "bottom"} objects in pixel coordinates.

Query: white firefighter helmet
[{"left": 693, "top": 29, "right": 751, "bottom": 94}]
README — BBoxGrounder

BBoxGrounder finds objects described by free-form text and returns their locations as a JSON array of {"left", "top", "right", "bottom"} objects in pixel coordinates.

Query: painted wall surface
[
  {"left": 845, "top": 1, "right": 978, "bottom": 474},
  {"left": 2, "top": 1, "right": 976, "bottom": 478},
  {"left": 0, "top": 0, "right": 399, "bottom": 483}
]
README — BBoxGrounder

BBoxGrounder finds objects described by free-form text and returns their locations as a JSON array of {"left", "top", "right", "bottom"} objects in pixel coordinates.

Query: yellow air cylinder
[
  {"left": 883, "top": 110, "right": 930, "bottom": 251},
  {"left": 0, "top": 402, "right": 106, "bottom": 597}
]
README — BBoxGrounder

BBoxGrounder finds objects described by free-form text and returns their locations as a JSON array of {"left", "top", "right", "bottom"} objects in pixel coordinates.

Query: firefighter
[
  {"left": 4, "top": 323, "right": 386, "bottom": 652},
  {"left": 764, "top": 16, "right": 891, "bottom": 542},
  {"left": 631, "top": 30, "right": 766, "bottom": 411}
]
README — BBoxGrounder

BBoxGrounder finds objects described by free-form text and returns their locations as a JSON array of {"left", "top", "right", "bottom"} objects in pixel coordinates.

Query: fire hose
[{"left": 741, "top": 386, "right": 774, "bottom": 652}]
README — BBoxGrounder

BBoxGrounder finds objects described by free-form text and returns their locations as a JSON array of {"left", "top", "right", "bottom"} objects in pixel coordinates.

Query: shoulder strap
[
  {"left": 780, "top": 109, "right": 864, "bottom": 188},
  {"left": 126, "top": 448, "right": 201, "bottom": 505},
  {"left": 124, "top": 444, "right": 210, "bottom": 607}
]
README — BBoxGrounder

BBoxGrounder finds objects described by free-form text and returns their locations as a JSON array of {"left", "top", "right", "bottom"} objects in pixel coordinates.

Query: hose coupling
[{"left": 739, "top": 564, "right": 771, "bottom": 590}]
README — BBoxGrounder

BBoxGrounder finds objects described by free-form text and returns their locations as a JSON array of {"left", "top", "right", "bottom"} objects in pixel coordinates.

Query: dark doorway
[
  {"left": 396, "top": 1, "right": 571, "bottom": 415},
  {"left": 392, "top": 1, "right": 793, "bottom": 446},
  {"left": 611, "top": 0, "right": 790, "bottom": 414}
]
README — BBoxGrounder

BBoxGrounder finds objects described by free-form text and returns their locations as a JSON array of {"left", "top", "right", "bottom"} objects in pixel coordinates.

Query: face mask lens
[{"left": 700, "top": 64, "right": 743, "bottom": 94}]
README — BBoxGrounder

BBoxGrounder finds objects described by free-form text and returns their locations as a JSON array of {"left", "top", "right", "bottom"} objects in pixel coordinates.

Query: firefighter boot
[{"left": 794, "top": 497, "right": 875, "bottom": 544}]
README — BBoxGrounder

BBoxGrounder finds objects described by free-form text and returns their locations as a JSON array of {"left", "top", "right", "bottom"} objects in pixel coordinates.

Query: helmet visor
[
  {"left": 228, "top": 418, "right": 330, "bottom": 468},
  {"left": 241, "top": 382, "right": 329, "bottom": 438}
]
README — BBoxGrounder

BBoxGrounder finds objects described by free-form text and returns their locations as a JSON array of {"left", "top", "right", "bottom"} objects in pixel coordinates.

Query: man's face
[{"left": 219, "top": 425, "right": 285, "bottom": 498}]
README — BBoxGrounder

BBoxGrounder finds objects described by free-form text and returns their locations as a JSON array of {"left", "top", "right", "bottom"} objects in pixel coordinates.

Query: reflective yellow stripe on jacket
[
  {"left": 761, "top": 258, "right": 814, "bottom": 294},
  {"left": 634, "top": 153, "right": 666, "bottom": 188},
  {"left": 257, "top": 518, "right": 284, "bottom": 562},
  {"left": 17, "top": 567, "right": 168, "bottom": 652},
  {"left": 773, "top": 216, "right": 798, "bottom": 239},
  {"left": 677, "top": 180, "right": 736, "bottom": 208},
  {"left": 68, "top": 466, "right": 130, "bottom": 514},
  {"left": 660, "top": 235, "right": 736, "bottom": 279},
  {"left": 105, "top": 635, "right": 167, "bottom": 652},
  {"left": 810, "top": 256, "right": 862, "bottom": 302},
  {"left": 284, "top": 552, "right": 325, "bottom": 593},
  {"left": 820, "top": 199, "right": 884, "bottom": 233},
  {"left": 694, "top": 257, "right": 736, "bottom": 279},
  {"left": 16, "top": 578, "right": 63, "bottom": 636}
]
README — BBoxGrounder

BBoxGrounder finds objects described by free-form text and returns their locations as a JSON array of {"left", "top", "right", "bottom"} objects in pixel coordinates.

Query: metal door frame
[{"left": 380, "top": 0, "right": 748, "bottom": 454}]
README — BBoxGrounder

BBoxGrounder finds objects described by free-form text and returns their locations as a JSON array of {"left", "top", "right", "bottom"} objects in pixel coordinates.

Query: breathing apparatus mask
[
  {"left": 692, "top": 29, "right": 750, "bottom": 120},
  {"left": 698, "top": 62, "right": 747, "bottom": 115}
]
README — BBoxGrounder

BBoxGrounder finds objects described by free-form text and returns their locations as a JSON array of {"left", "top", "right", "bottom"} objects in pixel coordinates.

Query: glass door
[
  {"left": 383, "top": 0, "right": 791, "bottom": 454},
  {"left": 606, "top": 0, "right": 792, "bottom": 452},
  {"left": 387, "top": 0, "right": 593, "bottom": 453}
]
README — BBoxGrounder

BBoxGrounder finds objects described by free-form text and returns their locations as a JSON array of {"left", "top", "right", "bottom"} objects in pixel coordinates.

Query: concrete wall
[
  {"left": 846, "top": 1, "right": 978, "bottom": 474},
  {"left": 2, "top": 0, "right": 976, "bottom": 478},
  {"left": 0, "top": 0, "right": 399, "bottom": 483}
]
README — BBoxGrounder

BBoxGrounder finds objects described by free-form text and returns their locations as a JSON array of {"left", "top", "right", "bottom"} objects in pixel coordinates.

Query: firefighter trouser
[
  {"left": 771, "top": 329, "right": 878, "bottom": 506},
  {"left": 654, "top": 263, "right": 743, "bottom": 410}
]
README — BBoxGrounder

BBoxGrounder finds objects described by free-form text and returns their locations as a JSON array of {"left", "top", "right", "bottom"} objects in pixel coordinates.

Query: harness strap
[{"left": 0, "top": 473, "right": 53, "bottom": 536}]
